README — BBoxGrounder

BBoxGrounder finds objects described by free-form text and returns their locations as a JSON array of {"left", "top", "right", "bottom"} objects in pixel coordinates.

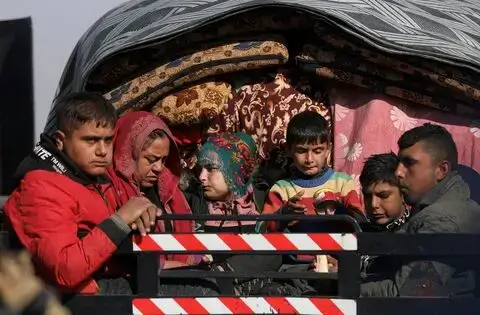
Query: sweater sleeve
[
  {"left": 340, "top": 176, "right": 365, "bottom": 214},
  {"left": 262, "top": 184, "right": 287, "bottom": 231}
]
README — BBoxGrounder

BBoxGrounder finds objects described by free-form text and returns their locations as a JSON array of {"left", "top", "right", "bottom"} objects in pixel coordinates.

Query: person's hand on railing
[
  {"left": 310, "top": 255, "right": 338, "bottom": 273},
  {"left": 116, "top": 197, "right": 158, "bottom": 236},
  {"left": 280, "top": 190, "right": 307, "bottom": 215}
]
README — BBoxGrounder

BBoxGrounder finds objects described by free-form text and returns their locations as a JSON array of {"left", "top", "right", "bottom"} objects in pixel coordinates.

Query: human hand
[
  {"left": 201, "top": 254, "right": 213, "bottom": 265},
  {"left": 282, "top": 190, "right": 307, "bottom": 215},
  {"left": 0, "top": 251, "right": 43, "bottom": 310},
  {"left": 116, "top": 197, "right": 157, "bottom": 236}
]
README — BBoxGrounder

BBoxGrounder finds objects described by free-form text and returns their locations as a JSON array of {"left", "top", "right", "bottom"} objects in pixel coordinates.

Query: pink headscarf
[{"left": 107, "top": 111, "right": 195, "bottom": 264}]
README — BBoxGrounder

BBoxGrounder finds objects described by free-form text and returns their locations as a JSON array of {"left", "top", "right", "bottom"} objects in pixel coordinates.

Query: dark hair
[
  {"left": 397, "top": 123, "right": 458, "bottom": 170},
  {"left": 55, "top": 92, "right": 117, "bottom": 135},
  {"left": 360, "top": 152, "right": 399, "bottom": 190},
  {"left": 286, "top": 111, "right": 330, "bottom": 148}
]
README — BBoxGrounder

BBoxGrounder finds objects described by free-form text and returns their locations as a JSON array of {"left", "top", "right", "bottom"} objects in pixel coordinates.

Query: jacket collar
[
  {"left": 13, "top": 133, "right": 109, "bottom": 186},
  {"left": 415, "top": 171, "right": 469, "bottom": 211}
]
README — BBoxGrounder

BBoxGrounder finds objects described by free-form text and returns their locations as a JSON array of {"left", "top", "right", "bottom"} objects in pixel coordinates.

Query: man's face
[
  {"left": 56, "top": 121, "right": 114, "bottom": 177},
  {"left": 395, "top": 141, "right": 446, "bottom": 205},
  {"left": 290, "top": 141, "right": 330, "bottom": 176},
  {"left": 363, "top": 181, "right": 404, "bottom": 225}
]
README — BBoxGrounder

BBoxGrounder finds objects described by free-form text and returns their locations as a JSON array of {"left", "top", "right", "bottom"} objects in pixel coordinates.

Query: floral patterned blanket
[{"left": 332, "top": 84, "right": 480, "bottom": 194}]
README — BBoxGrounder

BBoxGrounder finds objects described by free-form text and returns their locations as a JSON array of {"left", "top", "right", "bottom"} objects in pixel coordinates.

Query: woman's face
[
  {"left": 363, "top": 181, "right": 405, "bottom": 225},
  {"left": 134, "top": 136, "right": 170, "bottom": 188},
  {"left": 198, "top": 167, "right": 230, "bottom": 201}
]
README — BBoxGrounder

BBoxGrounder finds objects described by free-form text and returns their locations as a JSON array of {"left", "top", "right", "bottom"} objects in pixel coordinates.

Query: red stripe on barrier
[
  {"left": 133, "top": 298, "right": 164, "bottom": 315},
  {"left": 133, "top": 234, "right": 164, "bottom": 251},
  {"left": 175, "top": 298, "right": 209, "bottom": 315},
  {"left": 309, "top": 234, "right": 343, "bottom": 250},
  {"left": 310, "top": 298, "right": 344, "bottom": 315},
  {"left": 132, "top": 297, "right": 354, "bottom": 314},
  {"left": 265, "top": 296, "right": 298, "bottom": 313},
  {"left": 220, "top": 297, "right": 255, "bottom": 314},
  {"left": 173, "top": 234, "right": 209, "bottom": 251},
  {"left": 263, "top": 234, "right": 298, "bottom": 251},
  {"left": 132, "top": 233, "right": 356, "bottom": 252},
  {"left": 219, "top": 234, "right": 253, "bottom": 251}
]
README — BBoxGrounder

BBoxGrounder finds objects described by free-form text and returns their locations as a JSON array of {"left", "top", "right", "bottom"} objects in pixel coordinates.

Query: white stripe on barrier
[
  {"left": 132, "top": 233, "right": 357, "bottom": 252},
  {"left": 132, "top": 297, "right": 357, "bottom": 314}
]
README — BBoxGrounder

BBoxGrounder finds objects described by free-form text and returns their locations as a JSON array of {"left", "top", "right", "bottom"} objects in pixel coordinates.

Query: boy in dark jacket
[{"left": 359, "top": 152, "right": 409, "bottom": 279}]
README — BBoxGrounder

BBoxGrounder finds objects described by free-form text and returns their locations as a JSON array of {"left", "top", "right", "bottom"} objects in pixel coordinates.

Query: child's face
[
  {"left": 289, "top": 141, "right": 330, "bottom": 176},
  {"left": 363, "top": 181, "right": 405, "bottom": 225},
  {"left": 198, "top": 167, "right": 230, "bottom": 201}
]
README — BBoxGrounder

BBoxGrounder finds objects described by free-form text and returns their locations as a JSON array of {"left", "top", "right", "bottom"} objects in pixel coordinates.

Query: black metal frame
[{"left": 47, "top": 214, "right": 480, "bottom": 314}]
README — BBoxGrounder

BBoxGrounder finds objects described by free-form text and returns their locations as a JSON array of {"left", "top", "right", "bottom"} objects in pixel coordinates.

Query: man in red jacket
[{"left": 3, "top": 92, "right": 156, "bottom": 294}]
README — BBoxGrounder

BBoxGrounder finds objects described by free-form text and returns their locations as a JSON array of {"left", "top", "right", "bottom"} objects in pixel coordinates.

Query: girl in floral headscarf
[
  {"left": 197, "top": 132, "right": 260, "bottom": 229},
  {"left": 191, "top": 132, "right": 282, "bottom": 295}
]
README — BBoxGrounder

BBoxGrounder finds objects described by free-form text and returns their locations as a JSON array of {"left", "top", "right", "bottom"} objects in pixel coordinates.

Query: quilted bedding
[{"left": 47, "top": 0, "right": 480, "bottom": 174}]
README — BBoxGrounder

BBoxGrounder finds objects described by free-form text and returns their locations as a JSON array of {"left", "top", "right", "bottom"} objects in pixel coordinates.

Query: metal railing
[{"left": 51, "top": 214, "right": 480, "bottom": 315}]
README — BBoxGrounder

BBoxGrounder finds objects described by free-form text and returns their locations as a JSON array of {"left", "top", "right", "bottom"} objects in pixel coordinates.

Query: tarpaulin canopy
[{"left": 46, "top": 0, "right": 480, "bottom": 133}]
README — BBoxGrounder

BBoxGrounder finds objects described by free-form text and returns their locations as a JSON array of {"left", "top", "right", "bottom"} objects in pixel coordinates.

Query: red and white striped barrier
[
  {"left": 132, "top": 233, "right": 357, "bottom": 252},
  {"left": 132, "top": 297, "right": 356, "bottom": 314}
]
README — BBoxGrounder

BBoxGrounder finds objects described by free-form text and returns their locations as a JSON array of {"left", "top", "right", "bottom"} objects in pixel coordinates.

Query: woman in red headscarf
[{"left": 107, "top": 111, "right": 204, "bottom": 270}]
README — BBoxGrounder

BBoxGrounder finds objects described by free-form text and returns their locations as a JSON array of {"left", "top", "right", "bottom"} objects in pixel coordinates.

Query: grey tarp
[{"left": 46, "top": 0, "right": 480, "bottom": 133}]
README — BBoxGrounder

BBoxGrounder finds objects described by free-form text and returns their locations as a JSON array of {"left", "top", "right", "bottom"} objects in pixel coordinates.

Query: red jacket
[{"left": 3, "top": 135, "right": 130, "bottom": 294}]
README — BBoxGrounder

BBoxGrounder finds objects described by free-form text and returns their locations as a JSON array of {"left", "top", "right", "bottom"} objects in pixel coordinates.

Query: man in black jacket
[{"left": 361, "top": 123, "right": 480, "bottom": 297}]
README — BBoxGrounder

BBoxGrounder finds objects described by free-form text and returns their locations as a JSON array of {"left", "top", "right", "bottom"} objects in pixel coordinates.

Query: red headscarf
[{"left": 107, "top": 111, "right": 196, "bottom": 265}]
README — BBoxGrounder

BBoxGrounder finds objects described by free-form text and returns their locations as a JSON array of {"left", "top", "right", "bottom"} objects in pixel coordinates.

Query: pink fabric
[
  {"left": 107, "top": 111, "right": 197, "bottom": 265},
  {"left": 109, "top": 111, "right": 182, "bottom": 206},
  {"left": 205, "top": 185, "right": 259, "bottom": 227},
  {"left": 332, "top": 85, "right": 480, "bottom": 195}
]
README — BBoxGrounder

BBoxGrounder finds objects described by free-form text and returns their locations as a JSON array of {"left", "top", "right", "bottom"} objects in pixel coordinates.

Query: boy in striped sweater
[{"left": 263, "top": 111, "right": 364, "bottom": 233}]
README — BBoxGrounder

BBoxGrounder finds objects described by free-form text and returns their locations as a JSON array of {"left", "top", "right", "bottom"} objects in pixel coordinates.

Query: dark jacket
[
  {"left": 361, "top": 172, "right": 480, "bottom": 297},
  {"left": 3, "top": 134, "right": 131, "bottom": 294},
  {"left": 360, "top": 209, "right": 410, "bottom": 280}
]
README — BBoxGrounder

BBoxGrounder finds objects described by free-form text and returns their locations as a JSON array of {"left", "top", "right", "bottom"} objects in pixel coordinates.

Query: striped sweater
[{"left": 263, "top": 168, "right": 363, "bottom": 232}]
